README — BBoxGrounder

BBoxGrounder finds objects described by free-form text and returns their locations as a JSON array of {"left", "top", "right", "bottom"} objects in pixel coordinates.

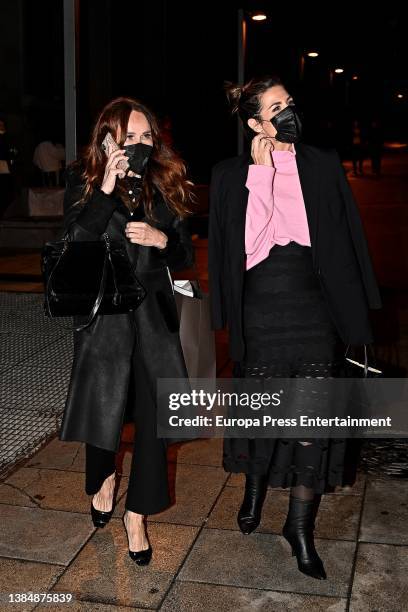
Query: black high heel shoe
[
  {"left": 123, "top": 511, "right": 152, "bottom": 566},
  {"left": 237, "top": 473, "right": 268, "bottom": 535},
  {"left": 282, "top": 496, "right": 327, "bottom": 580},
  {"left": 90, "top": 471, "right": 116, "bottom": 528}
]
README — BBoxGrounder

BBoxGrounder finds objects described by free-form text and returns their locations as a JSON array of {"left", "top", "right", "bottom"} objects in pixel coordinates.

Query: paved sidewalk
[
  {"left": 1, "top": 151, "right": 408, "bottom": 610},
  {"left": 1, "top": 433, "right": 408, "bottom": 611},
  {"left": 0, "top": 292, "right": 72, "bottom": 478}
]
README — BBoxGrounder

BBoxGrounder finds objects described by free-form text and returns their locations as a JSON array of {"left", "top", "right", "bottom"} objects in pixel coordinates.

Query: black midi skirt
[{"left": 223, "top": 241, "right": 349, "bottom": 493}]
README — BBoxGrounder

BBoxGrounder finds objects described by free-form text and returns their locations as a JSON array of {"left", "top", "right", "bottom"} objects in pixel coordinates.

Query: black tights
[
  {"left": 291, "top": 441, "right": 317, "bottom": 501},
  {"left": 291, "top": 483, "right": 315, "bottom": 501}
]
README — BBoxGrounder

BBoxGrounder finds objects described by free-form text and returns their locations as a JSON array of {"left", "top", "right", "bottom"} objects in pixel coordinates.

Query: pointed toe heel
[
  {"left": 237, "top": 473, "right": 268, "bottom": 535},
  {"left": 90, "top": 471, "right": 116, "bottom": 528},
  {"left": 237, "top": 518, "right": 258, "bottom": 535},
  {"left": 128, "top": 545, "right": 152, "bottom": 566},
  {"left": 91, "top": 501, "right": 114, "bottom": 528},
  {"left": 123, "top": 511, "right": 152, "bottom": 566},
  {"left": 282, "top": 496, "right": 327, "bottom": 581}
]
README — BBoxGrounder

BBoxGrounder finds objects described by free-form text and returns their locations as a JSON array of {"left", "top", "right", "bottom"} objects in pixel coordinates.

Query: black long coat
[
  {"left": 59, "top": 168, "right": 194, "bottom": 452},
  {"left": 208, "top": 143, "right": 382, "bottom": 362}
]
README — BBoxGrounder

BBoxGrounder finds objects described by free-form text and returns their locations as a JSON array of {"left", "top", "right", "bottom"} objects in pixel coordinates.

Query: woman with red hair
[{"left": 59, "top": 97, "right": 194, "bottom": 565}]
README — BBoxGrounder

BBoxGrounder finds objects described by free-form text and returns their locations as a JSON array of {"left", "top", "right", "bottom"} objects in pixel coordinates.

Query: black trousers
[{"left": 84, "top": 326, "right": 170, "bottom": 515}]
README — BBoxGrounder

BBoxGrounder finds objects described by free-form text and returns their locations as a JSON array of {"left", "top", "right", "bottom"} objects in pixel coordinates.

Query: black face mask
[
  {"left": 123, "top": 142, "right": 153, "bottom": 176},
  {"left": 270, "top": 105, "right": 302, "bottom": 143}
]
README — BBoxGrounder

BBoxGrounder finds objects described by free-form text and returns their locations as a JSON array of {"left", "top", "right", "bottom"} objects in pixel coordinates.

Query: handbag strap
[
  {"left": 190, "top": 258, "right": 204, "bottom": 299},
  {"left": 45, "top": 233, "right": 110, "bottom": 332},
  {"left": 344, "top": 343, "right": 369, "bottom": 377},
  {"left": 104, "top": 234, "right": 121, "bottom": 306},
  {"left": 167, "top": 249, "right": 204, "bottom": 299}
]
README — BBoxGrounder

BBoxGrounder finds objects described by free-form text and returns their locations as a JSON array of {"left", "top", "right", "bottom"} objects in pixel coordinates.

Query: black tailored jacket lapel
[{"left": 208, "top": 142, "right": 382, "bottom": 362}]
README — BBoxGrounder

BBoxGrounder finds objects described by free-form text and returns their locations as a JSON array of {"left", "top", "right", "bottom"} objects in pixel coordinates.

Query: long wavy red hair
[{"left": 72, "top": 97, "right": 193, "bottom": 219}]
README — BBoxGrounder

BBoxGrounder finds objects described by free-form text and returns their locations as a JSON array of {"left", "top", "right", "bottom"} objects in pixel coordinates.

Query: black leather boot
[
  {"left": 282, "top": 496, "right": 327, "bottom": 580},
  {"left": 237, "top": 473, "right": 268, "bottom": 535},
  {"left": 311, "top": 493, "right": 322, "bottom": 531}
]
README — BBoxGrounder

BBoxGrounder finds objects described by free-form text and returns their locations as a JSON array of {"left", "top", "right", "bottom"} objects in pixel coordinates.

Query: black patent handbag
[{"left": 41, "top": 232, "right": 146, "bottom": 331}]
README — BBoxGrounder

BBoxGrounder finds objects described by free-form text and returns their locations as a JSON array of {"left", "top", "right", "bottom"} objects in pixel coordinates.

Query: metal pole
[
  {"left": 237, "top": 8, "right": 246, "bottom": 155},
  {"left": 345, "top": 79, "right": 350, "bottom": 108},
  {"left": 299, "top": 54, "right": 305, "bottom": 81},
  {"left": 63, "top": 0, "right": 78, "bottom": 164}
]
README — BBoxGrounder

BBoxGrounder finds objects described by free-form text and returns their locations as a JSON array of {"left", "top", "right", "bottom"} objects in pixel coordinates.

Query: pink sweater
[{"left": 245, "top": 144, "right": 311, "bottom": 270}]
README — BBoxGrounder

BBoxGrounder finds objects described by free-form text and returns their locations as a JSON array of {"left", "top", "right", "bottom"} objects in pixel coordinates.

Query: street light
[
  {"left": 330, "top": 68, "right": 349, "bottom": 106},
  {"left": 251, "top": 12, "right": 267, "bottom": 21},
  {"left": 300, "top": 50, "right": 320, "bottom": 81},
  {"left": 237, "top": 9, "right": 268, "bottom": 153}
]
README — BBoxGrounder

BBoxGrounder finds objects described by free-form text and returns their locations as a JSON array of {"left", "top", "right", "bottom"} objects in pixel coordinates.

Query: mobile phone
[
  {"left": 101, "top": 131, "right": 118, "bottom": 153},
  {"left": 101, "top": 132, "right": 128, "bottom": 172}
]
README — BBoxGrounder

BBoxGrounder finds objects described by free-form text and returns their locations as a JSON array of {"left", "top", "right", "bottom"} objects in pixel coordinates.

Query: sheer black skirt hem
[{"left": 224, "top": 242, "right": 352, "bottom": 494}]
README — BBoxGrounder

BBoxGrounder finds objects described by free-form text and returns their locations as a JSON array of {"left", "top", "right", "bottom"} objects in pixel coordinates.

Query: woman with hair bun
[{"left": 208, "top": 76, "right": 381, "bottom": 579}]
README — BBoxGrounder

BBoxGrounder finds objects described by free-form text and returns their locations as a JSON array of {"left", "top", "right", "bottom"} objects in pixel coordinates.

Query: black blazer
[{"left": 208, "top": 142, "right": 382, "bottom": 362}]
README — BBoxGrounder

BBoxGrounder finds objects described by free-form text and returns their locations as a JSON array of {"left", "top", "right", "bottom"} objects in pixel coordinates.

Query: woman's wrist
[
  {"left": 96, "top": 184, "right": 113, "bottom": 198},
  {"left": 156, "top": 232, "right": 168, "bottom": 250}
]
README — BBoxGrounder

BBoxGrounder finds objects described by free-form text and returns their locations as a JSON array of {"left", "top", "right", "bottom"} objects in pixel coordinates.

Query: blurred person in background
[
  {"left": 350, "top": 119, "right": 366, "bottom": 176},
  {"left": 0, "top": 119, "right": 14, "bottom": 218},
  {"left": 367, "top": 118, "right": 384, "bottom": 177},
  {"left": 33, "top": 131, "right": 66, "bottom": 187}
]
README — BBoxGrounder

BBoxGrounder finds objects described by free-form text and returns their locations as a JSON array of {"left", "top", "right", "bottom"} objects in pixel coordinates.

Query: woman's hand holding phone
[
  {"left": 100, "top": 132, "right": 130, "bottom": 194},
  {"left": 101, "top": 149, "right": 129, "bottom": 194},
  {"left": 251, "top": 133, "right": 275, "bottom": 166}
]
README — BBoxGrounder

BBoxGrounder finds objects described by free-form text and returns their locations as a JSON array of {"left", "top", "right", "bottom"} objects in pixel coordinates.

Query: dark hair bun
[{"left": 224, "top": 81, "right": 243, "bottom": 114}]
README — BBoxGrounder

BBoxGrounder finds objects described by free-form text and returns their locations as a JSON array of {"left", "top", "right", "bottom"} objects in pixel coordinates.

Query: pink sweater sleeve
[{"left": 245, "top": 165, "right": 276, "bottom": 259}]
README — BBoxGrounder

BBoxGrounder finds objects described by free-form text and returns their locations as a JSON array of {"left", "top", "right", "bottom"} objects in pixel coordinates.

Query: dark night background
[
  {"left": 2, "top": 6, "right": 408, "bottom": 589},
  {"left": 0, "top": 0, "right": 406, "bottom": 184}
]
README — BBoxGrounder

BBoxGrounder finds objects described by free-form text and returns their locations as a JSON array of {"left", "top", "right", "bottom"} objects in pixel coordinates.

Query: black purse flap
[{"left": 41, "top": 236, "right": 146, "bottom": 321}]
